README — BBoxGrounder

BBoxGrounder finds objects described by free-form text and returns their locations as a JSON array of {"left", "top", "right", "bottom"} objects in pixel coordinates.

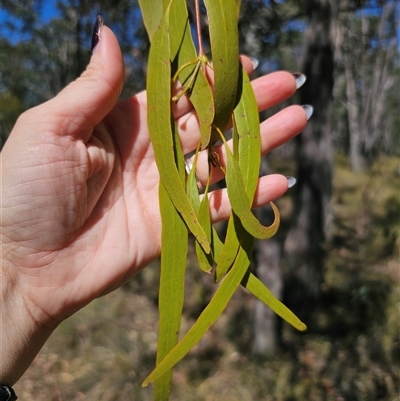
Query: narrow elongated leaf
[
  {"left": 235, "top": 0, "right": 242, "bottom": 17},
  {"left": 186, "top": 166, "right": 201, "bottom": 214},
  {"left": 234, "top": 68, "right": 261, "bottom": 195},
  {"left": 154, "top": 40, "right": 189, "bottom": 401},
  {"left": 241, "top": 271, "right": 307, "bottom": 331},
  {"left": 214, "top": 214, "right": 241, "bottom": 282},
  {"left": 203, "top": 0, "right": 240, "bottom": 143},
  {"left": 195, "top": 181, "right": 213, "bottom": 273},
  {"left": 211, "top": 226, "right": 224, "bottom": 263},
  {"left": 185, "top": 152, "right": 214, "bottom": 272},
  {"left": 142, "top": 230, "right": 254, "bottom": 387},
  {"left": 147, "top": 2, "right": 210, "bottom": 254},
  {"left": 220, "top": 131, "right": 280, "bottom": 239},
  {"left": 215, "top": 66, "right": 262, "bottom": 281},
  {"left": 168, "top": 0, "right": 188, "bottom": 60},
  {"left": 155, "top": 183, "right": 188, "bottom": 400}
]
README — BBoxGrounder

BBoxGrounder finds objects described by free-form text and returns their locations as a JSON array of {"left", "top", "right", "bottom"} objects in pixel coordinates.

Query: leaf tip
[
  {"left": 141, "top": 377, "right": 151, "bottom": 388},
  {"left": 298, "top": 322, "right": 308, "bottom": 331}
]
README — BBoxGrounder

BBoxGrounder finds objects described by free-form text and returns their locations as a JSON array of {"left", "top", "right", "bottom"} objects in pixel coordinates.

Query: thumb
[{"left": 42, "top": 19, "right": 125, "bottom": 140}]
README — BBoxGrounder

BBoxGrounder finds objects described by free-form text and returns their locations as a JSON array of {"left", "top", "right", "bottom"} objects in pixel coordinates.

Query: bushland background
[{"left": 1, "top": 1, "right": 399, "bottom": 400}]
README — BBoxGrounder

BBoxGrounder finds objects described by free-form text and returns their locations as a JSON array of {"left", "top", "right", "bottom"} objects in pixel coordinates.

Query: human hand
[{"left": 1, "top": 25, "right": 308, "bottom": 383}]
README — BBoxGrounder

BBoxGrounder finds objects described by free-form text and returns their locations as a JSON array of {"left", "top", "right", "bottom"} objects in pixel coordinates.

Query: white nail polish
[
  {"left": 287, "top": 176, "right": 297, "bottom": 188},
  {"left": 293, "top": 73, "right": 306, "bottom": 89},
  {"left": 302, "top": 105, "right": 314, "bottom": 120},
  {"left": 250, "top": 57, "right": 259, "bottom": 70}
]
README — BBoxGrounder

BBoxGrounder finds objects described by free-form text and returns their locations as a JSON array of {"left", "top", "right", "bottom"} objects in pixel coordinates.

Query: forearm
[{"left": 1, "top": 264, "right": 56, "bottom": 385}]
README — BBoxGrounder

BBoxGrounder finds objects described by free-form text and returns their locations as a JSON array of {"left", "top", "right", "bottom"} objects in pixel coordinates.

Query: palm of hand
[{"left": 1, "top": 94, "right": 162, "bottom": 319}]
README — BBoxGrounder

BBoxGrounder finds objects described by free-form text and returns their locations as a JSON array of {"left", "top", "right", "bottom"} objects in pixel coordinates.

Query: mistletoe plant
[{"left": 138, "top": 0, "right": 306, "bottom": 399}]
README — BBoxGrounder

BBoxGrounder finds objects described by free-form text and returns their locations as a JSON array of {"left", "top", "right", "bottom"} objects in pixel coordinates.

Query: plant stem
[{"left": 195, "top": 0, "right": 204, "bottom": 56}]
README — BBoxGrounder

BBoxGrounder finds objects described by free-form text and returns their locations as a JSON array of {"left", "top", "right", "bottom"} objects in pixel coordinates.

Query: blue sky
[
  {"left": 41, "top": 1, "right": 60, "bottom": 22},
  {"left": 0, "top": 2, "right": 60, "bottom": 44}
]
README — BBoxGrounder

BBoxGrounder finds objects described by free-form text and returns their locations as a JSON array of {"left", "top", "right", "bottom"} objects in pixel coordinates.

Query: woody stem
[{"left": 195, "top": 0, "right": 204, "bottom": 56}]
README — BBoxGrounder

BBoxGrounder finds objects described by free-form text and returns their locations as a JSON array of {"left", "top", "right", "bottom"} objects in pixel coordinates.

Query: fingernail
[
  {"left": 250, "top": 57, "right": 259, "bottom": 71},
  {"left": 302, "top": 105, "right": 314, "bottom": 120},
  {"left": 91, "top": 15, "right": 104, "bottom": 52},
  {"left": 185, "top": 159, "right": 193, "bottom": 175},
  {"left": 293, "top": 72, "right": 306, "bottom": 89},
  {"left": 287, "top": 176, "right": 297, "bottom": 189}
]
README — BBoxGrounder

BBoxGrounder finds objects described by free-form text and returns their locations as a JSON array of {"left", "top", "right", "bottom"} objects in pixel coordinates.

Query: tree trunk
[
  {"left": 282, "top": 0, "right": 335, "bottom": 328},
  {"left": 343, "top": 19, "right": 365, "bottom": 172},
  {"left": 252, "top": 239, "right": 282, "bottom": 356},
  {"left": 251, "top": 158, "right": 283, "bottom": 356},
  {"left": 340, "top": 2, "right": 397, "bottom": 169}
]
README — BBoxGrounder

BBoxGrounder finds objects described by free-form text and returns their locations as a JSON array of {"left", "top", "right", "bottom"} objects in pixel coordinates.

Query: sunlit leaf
[
  {"left": 146, "top": 1, "right": 210, "bottom": 254},
  {"left": 203, "top": 0, "right": 240, "bottom": 144},
  {"left": 143, "top": 230, "right": 254, "bottom": 387},
  {"left": 241, "top": 271, "right": 307, "bottom": 331},
  {"left": 215, "top": 66, "right": 261, "bottom": 282}
]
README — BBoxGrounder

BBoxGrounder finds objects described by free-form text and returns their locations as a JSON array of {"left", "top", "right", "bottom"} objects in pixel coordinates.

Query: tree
[
  {"left": 337, "top": 0, "right": 398, "bottom": 171},
  {"left": 282, "top": 0, "right": 336, "bottom": 327},
  {"left": 1, "top": 0, "right": 149, "bottom": 144}
]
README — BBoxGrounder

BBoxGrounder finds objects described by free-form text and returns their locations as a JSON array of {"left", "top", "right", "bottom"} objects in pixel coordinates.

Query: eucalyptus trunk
[{"left": 283, "top": 0, "right": 335, "bottom": 327}]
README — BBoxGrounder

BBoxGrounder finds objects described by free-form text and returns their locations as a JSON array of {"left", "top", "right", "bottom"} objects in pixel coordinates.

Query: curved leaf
[
  {"left": 241, "top": 271, "right": 307, "bottom": 331},
  {"left": 220, "top": 129, "right": 280, "bottom": 240},
  {"left": 215, "top": 66, "right": 261, "bottom": 281}
]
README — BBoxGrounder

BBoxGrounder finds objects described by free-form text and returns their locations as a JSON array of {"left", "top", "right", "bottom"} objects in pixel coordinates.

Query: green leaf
[
  {"left": 211, "top": 226, "right": 224, "bottom": 263},
  {"left": 185, "top": 151, "right": 214, "bottom": 272},
  {"left": 195, "top": 180, "right": 214, "bottom": 273},
  {"left": 203, "top": 0, "right": 240, "bottom": 144},
  {"left": 154, "top": 44, "right": 189, "bottom": 401},
  {"left": 214, "top": 214, "right": 241, "bottom": 282},
  {"left": 220, "top": 129, "right": 280, "bottom": 240},
  {"left": 155, "top": 183, "right": 188, "bottom": 400},
  {"left": 235, "top": 0, "right": 242, "bottom": 17},
  {"left": 185, "top": 164, "right": 201, "bottom": 214},
  {"left": 234, "top": 67, "right": 261, "bottom": 196},
  {"left": 215, "top": 66, "right": 262, "bottom": 282},
  {"left": 241, "top": 271, "right": 307, "bottom": 332},
  {"left": 146, "top": 1, "right": 210, "bottom": 254},
  {"left": 142, "top": 230, "right": 254, "bottom": 387},
  {"left": 138, "top": 0, "right": 164, "bottom": 41}
]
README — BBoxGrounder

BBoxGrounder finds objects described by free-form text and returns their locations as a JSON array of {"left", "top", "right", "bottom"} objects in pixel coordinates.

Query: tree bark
[
  {"left": 282, "top": 0, "right": 335, "bottom": 328},
  {"left": 252, "top": 239, "right": 282, "bottom": 356},
  {"left": 343, "top": 14, "right": 365, "bottom": 172},
  {"left": 340, "top": 2, "right": 397, "bottom": 169},
  {"left": 251, "top": 158, "right": 283, "bottom": 356}
]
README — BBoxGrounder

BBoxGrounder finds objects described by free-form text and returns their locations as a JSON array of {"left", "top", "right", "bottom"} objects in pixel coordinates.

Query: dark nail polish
[{"left": 91, "top": 15, "right": 104, "bottom": 52}]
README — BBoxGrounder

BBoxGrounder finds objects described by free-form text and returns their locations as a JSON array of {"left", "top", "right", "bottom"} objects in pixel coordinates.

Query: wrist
[{"left": 1, "top": 261, "right": 57, "bottom": 385}]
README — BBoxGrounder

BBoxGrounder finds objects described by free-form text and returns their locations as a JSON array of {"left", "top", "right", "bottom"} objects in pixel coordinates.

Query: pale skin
[{"left": 0, "top": 26, "right": 308, "bottom": 385}]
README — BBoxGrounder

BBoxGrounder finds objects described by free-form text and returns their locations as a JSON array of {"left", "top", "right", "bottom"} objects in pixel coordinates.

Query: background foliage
[{"left": 1, "top": 0, "right": 399, "bottom": 399}]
